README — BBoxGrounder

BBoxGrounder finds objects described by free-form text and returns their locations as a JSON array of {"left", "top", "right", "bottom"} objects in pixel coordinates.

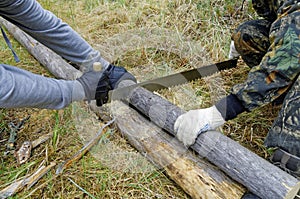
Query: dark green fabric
[
  {"left": 252, "top": 0, "right": 284, "bottom": 21},
  {"left": 231, "top": 0, "right": 300, "bottom": 160},
  {"left": 265, "top": 75, "right": 300, "bottom": 157},
  {"left": 232, "top": 19, "right": 271, "bottom": 67}
]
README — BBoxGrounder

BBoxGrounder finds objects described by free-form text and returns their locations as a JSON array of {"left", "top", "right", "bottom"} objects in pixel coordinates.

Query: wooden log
[
  {"left": 112, "top": 100, "right": 245, "bottom": 198},
  {"left": 1, "top": 18, "right": 246, "bottom": 198},
  {"left": 4, "top": 16, "right": 300, "bottom": 198},
  {"left": 121, "top": 84, "right": 300, "bottom": 199}
]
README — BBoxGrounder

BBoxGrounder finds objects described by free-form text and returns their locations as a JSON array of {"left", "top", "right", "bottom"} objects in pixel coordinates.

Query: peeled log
[{"left": 1, "top": 18, "right": 246, "bottom": 198}]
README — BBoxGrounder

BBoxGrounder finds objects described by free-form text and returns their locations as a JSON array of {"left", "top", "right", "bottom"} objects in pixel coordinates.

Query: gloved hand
[
  {"left": 77, "top": 64, "right": 136, "bottom": 106},
  {"left": 106, "top": 64, "right": 137, "bottom": 89},
  {"left": 270, "top": 148, "right": 300, "bottom": 178},
  {"left": 228, "top": 40, "right": 240, "bottom": 59},
  {"left": 174, "top": 106, "right": 225, "bottom": 147},
  {"left": 76, "top": 68, "right": 111, "bottom": 106}
]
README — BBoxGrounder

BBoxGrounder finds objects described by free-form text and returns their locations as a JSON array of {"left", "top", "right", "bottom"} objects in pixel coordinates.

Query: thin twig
[
  {"left": 0, "top": 139, "right": 7, "bottom": 143},
  {"left": 31, "top": 132, "right": 52, "bottom": 148},
  {"left": 26, "top": 162, "right": 56, "bottom": 189},
  {"left": 55, "top": 118, "right": 115, "bottom": 174},
  {"left": 241, "top": 0, "right": 246, "bottom": 11},
  {"left": 23, "top": 174, "right": 58, "bottom": 199}
]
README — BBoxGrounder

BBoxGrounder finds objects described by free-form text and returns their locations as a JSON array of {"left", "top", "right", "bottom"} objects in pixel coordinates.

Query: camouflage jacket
[
  {"left": 230, "top": 0, "right": 300, "bottom": 111},
  {"left": 252, "top": 0, "right": 285, "bottom": 21}
]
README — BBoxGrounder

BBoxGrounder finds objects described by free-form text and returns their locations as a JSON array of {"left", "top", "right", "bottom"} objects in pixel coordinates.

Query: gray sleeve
[
  {"left": 0, "top": 64, "right": 83, "bottom": 109},
  {"left": 0, "top": 0, "right": 109, "bottom": 71}
]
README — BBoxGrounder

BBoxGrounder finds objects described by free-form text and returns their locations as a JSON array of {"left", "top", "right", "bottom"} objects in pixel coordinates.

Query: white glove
[
  {"left": 228, "top": 40, "right": 240, "bottom": 59},
  {"left": 174, "top": 106, "right": 225, "bottom": 147}
]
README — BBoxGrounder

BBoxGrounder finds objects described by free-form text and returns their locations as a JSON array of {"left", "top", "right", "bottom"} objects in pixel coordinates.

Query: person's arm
[
  {"left": 0, "top": 0, "right": 109, "bottom": 71},
  {"left": 0, "top": 0, "right": 137, "bottom": 109},
  {"left": 174, "top": 5, "right": 300, "bottom": 146},
  {"left": 231, "top": 17, "right": 300, "bottom": 111},
  {"left": 0, "top": 64, "right": 84, "bottom": 109},
  {"left": 0, "top": 63, "right": 136, "bottom": 109}
]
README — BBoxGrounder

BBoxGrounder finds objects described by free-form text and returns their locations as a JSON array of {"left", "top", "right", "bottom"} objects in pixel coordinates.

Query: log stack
[{"left": 1, "top": 17, "right": 299, "bottom": 199}]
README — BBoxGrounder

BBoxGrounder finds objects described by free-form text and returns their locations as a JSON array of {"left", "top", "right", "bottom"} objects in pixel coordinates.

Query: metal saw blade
[{"left": 108, "top": 58, "right": 238, "bottom": 101}]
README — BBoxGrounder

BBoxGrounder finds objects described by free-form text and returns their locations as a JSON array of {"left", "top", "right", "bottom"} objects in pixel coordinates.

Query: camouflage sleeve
[
  {"left": 252, "top": 0, "right": 284, "bottom": 21},
  {"left": 232, "top": 5, "right": 300, "bottom": 111}
]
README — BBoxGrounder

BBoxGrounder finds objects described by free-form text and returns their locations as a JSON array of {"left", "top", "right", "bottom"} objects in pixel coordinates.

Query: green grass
[{"left": 0, "top": 0, "right": 280, "bottom": 198}]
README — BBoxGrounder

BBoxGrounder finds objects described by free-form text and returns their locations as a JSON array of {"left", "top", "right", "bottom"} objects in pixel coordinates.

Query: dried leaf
[{"left": 14, "top": 141, "right": 32, "bottom": 165}]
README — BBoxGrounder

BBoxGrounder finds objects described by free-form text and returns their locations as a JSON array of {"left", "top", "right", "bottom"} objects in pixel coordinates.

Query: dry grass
[{"left": 0, "top": 0, "right": 281, "bottom": 198}]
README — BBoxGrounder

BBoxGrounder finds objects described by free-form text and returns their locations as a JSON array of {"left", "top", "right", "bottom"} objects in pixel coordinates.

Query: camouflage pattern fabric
[
  {"left": 232, "top": 19, "right": 271, "bottom": 67},
  {"left": 252, "top": 0, "right": 285, "bottom": 21},
  {"left": 231, "top": 0, "right": 300, "bottom": 159},
  {"left": 265, "top": 75, "right": 300, "bottom": 157},
  {"left": 232, "top": 3, "right": 300, "bottom": 111}
]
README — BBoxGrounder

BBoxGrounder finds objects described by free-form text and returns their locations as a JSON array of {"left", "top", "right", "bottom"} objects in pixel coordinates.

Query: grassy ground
[{"left": 0, "top": 0, "right": 281, "bottom": 198}]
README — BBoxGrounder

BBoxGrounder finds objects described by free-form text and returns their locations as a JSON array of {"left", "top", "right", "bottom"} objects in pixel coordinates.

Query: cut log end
[{"left": 285, "top": 182, "right": 300, "bottom": 199}]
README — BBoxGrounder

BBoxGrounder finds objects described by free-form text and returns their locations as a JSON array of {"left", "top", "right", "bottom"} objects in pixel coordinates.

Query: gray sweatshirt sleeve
[
  {"left": 0, "top": 0, "right": 109, "bottom": 71},
  {"left": 0, "top": 64, "right": 85, "bottom": 109},
  {"left": 0, "top": 0, "right": 109, "bottom": 109}
]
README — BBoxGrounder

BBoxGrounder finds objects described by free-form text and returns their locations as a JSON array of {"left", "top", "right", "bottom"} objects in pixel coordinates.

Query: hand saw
[{"left": 108, "top": 58, "right": 238, "bottom": 102}]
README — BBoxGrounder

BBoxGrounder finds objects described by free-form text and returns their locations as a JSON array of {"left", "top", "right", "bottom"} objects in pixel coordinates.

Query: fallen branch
[
  {"left": 25, "top": 162, "right": 56, "bottom": 189},
  {"left": 55, "top": 119, "right": 115, "bottom": 174},
  {"left": 111, "top": 101, "right": 245, "bottom": 198},
  {"left": 0, "top": 162, "right": 56, "bottom": 198}
]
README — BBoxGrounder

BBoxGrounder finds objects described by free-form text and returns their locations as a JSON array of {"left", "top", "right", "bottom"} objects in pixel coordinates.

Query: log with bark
[
  {"left": 120, "top": 84, "right": 300, "bottom": 199},
  {"left": 0, "top": 17, "right": 246, "bottom": 198},
  {"left": 111, "top": 100, "right": 246, "bottom": 198},
  {"left": 2, "top": 17, "right": 299, "bottom": 199}
]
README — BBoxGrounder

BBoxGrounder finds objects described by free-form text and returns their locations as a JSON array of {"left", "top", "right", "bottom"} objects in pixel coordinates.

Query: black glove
[
  {"left": 106, "top": 64, "right": 137, "bottom": 89},
  {"left": 270, "top": 148, "right": 300, "bottom": 178},
  {"left": 77, "top": 65, "right": 136, "bottom": 106},
  {"left": 77, "top": 69, "right": 111, "bottom": 106}
]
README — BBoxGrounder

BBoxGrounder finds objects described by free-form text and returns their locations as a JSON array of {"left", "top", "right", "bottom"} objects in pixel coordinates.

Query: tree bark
[
  {"left": 2, "top": 17, "right": 299, "bottom": 199},
  {"left": 121, "top": 83, "right": 300, "bottom": 199},
  {"left": 1, "top": 17, "right": 246, "bottom": 198},
  {"left": 112, "top": 100, "right": 245, "bottom": 199}
]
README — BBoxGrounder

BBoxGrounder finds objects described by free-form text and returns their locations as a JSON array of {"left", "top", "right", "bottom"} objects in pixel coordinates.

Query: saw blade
[{"left": 108, "top": 58, "right": 238, "bottom": 101}]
